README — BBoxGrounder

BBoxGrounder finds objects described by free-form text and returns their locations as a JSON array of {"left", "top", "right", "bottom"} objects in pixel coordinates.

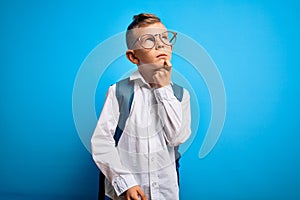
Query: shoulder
[
  {"left": 183, "top": 88, "right": 190, "bottom": 100},
  {"left": 108, "top": 77, "right": 131, "bottom": 94},
  {"left": 105, "top": 84, "right": 116, "bottom": 99},
  {"left": 115, "top": 77, "right": 134, "bottom": 98}
]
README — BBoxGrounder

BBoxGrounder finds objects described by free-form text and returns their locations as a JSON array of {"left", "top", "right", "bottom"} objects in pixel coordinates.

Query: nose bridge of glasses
[{"left": 154, "top": 33, "right": 166, "bottom": 47}]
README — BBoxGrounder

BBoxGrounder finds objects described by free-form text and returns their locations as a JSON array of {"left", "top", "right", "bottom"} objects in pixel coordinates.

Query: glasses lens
[
  {"left": 140, "top": 34, "right": 155, "bottom": 49},
  {"left": 161, "top": 31, "right": 176, "bottom": 46}
]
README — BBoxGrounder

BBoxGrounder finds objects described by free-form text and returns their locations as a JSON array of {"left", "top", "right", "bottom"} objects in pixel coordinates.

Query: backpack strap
[
  {"left": 171, "top": 83, "right": 184, "bottom": 102},
  {"left": 114, "top": 77, "right": 134, "bottom": 146}
]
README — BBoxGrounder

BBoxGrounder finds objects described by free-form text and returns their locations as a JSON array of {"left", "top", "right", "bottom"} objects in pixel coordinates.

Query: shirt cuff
[
  {"left": 154, "top": 85, "right": 175, "bottom": 102},
  {"left": 112, "top": 175, "right": 138, "bottom": 196}
]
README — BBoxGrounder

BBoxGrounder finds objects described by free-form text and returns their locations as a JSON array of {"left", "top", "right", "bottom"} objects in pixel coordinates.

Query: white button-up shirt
[{"left": 91, "top": 70, "right": 191, "bottom": 200}]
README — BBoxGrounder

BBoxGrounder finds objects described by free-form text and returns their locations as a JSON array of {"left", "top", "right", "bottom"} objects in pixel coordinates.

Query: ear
[{"left": 126, "top": 50, "right": 139, "bottom": 64}]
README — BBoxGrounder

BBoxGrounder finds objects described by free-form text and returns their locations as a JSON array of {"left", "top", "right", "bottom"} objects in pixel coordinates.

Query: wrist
[{"left": 156, "top": 82, "right": 171, "bottom": 88}]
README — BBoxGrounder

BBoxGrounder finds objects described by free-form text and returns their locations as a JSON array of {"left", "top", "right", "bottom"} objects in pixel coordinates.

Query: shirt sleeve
[
  {"left": 154, "top": 85, "right": 191, "bottom": 146},
  {"left": 91, "top": 85, "right": 138, "bottom": 196}
]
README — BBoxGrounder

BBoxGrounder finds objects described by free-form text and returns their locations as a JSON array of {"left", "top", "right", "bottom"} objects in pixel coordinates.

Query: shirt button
[
  {"left": 151, "top": 157, "right": 155, "bottom": 162},
  {"left": 152, "top": 182, "right": 157, "bottom": 187}
]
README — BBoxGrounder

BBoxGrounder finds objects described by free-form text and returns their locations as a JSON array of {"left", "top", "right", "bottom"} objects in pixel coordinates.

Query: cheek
[
  {"left": 166, "top": 47, "right": 173, "bottom": 55},
  {"left": 169, "top": 51, "right": 172, "bottom": 58},
  {"left": 138, "top": 52, "right": 156, "bottom": 63}
]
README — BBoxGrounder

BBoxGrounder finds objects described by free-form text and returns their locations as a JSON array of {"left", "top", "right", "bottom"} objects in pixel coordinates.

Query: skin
[
  {"left": 124, "top": 185, "right": 147, "bottom": 200},
  {"left": 124, "top": 23, "right": 173, "bottom": 200},
  {"left": 126, "top": 22, "right": 172, "bottom": 88}
]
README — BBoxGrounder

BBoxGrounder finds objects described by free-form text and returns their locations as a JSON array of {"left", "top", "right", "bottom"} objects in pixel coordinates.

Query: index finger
[{"left": 164, "top": 60, "right": 172, "bottom": 71}]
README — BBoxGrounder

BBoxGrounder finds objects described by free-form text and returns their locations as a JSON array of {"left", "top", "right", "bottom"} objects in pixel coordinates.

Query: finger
[
  {"left": 131, "top": 196, "right": 141, "bottom": 200},
  {"left": 137, "top": 188, "right": 148, "bottom": 200},
  {"left": 125, "top": 189, "right": 139, "bottom": 200},
  {"left": 164, "top": 59, "right": 172, "bottom": 67},
  {"left": 129, "top": 193, "right": 141, "bottom": 200},
  {"left": 153, "top": 72, "right": 163, "bottom": 82},
  {"left": 152, "top": 72, "right": 158, "bottom": 80},
  {"left": 164, "top": 60, "right": 172, "bottom": 71},
  {"left": 153, "top": 70, "right": 164, "bottom": 77},
  {"left": 153, "top": 70, "right": 160, "bottom": 76}
]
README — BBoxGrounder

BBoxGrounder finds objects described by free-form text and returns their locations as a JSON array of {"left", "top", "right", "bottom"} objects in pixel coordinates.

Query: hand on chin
[{"left": 138, "top": 59, "right": 171, "bottom": 88}]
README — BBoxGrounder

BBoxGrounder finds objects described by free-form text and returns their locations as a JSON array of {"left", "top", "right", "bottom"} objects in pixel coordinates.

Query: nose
[
  {"left": 156, "top": 44, "right": 165, "bottom": 49},
  {"left": 155, "top": 42, "right": 165, "bottom": 50},
  {"left": 155, "top": 36, "right": 165, "bottom": 50}
]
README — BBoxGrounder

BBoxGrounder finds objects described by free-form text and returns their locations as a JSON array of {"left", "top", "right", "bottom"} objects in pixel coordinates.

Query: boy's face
[
  {"left": 127, "top": 22, "right": 173, "bottom": 83},
  {"left": 132, "top": 22, "right": 172, "bottom": 65}
]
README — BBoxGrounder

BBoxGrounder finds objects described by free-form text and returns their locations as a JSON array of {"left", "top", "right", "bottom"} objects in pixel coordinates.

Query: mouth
[{"left": 156, "top": 53, "right": 168, "bottom": 58}]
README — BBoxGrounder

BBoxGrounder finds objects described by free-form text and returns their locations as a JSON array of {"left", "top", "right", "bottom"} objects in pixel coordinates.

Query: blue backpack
[{"left": 98, "top": 77, "right": 183, "bottom": 200}]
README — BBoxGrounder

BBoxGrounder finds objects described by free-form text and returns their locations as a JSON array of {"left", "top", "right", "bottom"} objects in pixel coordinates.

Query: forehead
[{"left": 133, "top": 22, "right": 167, "bottom": 36}]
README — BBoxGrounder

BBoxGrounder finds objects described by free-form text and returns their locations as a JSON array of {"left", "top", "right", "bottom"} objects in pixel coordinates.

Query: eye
[
  {"left": 144, "top": 36, "right": 155, "bottom": 43},
  {"left": 140, "top": 35, "right": 155, "bottom": 48},
  {"left": 162, "top": 35, "right": 168, "bottom": 40},
  {"left": 160, "top": 33, "right": 171, "bottom": 44}
]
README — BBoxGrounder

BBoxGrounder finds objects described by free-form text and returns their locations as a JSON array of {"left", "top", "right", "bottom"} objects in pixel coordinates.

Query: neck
[{"left": 138, "top": 69, "right": 157, "bottom": 88}]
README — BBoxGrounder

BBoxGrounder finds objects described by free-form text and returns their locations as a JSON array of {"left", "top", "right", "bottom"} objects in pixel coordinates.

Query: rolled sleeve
[{"left": 112, "top": 175, "right": 138, "bottom": 196}]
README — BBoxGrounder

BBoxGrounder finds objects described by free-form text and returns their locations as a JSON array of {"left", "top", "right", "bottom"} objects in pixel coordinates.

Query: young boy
[{"left": 91, "top": 13, "right": 191, "bottom": 200}]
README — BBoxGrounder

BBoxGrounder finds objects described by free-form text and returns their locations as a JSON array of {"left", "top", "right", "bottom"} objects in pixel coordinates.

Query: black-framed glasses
[{"left": 131, "top": 31, "right": 177, "bottom": 49}]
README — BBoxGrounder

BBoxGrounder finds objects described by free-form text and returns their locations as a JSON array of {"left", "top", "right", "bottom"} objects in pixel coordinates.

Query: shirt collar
[{"left": 130, "top": 70, "right": 151, "bottom": 88}]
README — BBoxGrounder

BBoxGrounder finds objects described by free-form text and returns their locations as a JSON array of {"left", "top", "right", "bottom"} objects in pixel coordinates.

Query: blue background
[{"left": 1, "top": 0, "right": 299, "bottom": 199}]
